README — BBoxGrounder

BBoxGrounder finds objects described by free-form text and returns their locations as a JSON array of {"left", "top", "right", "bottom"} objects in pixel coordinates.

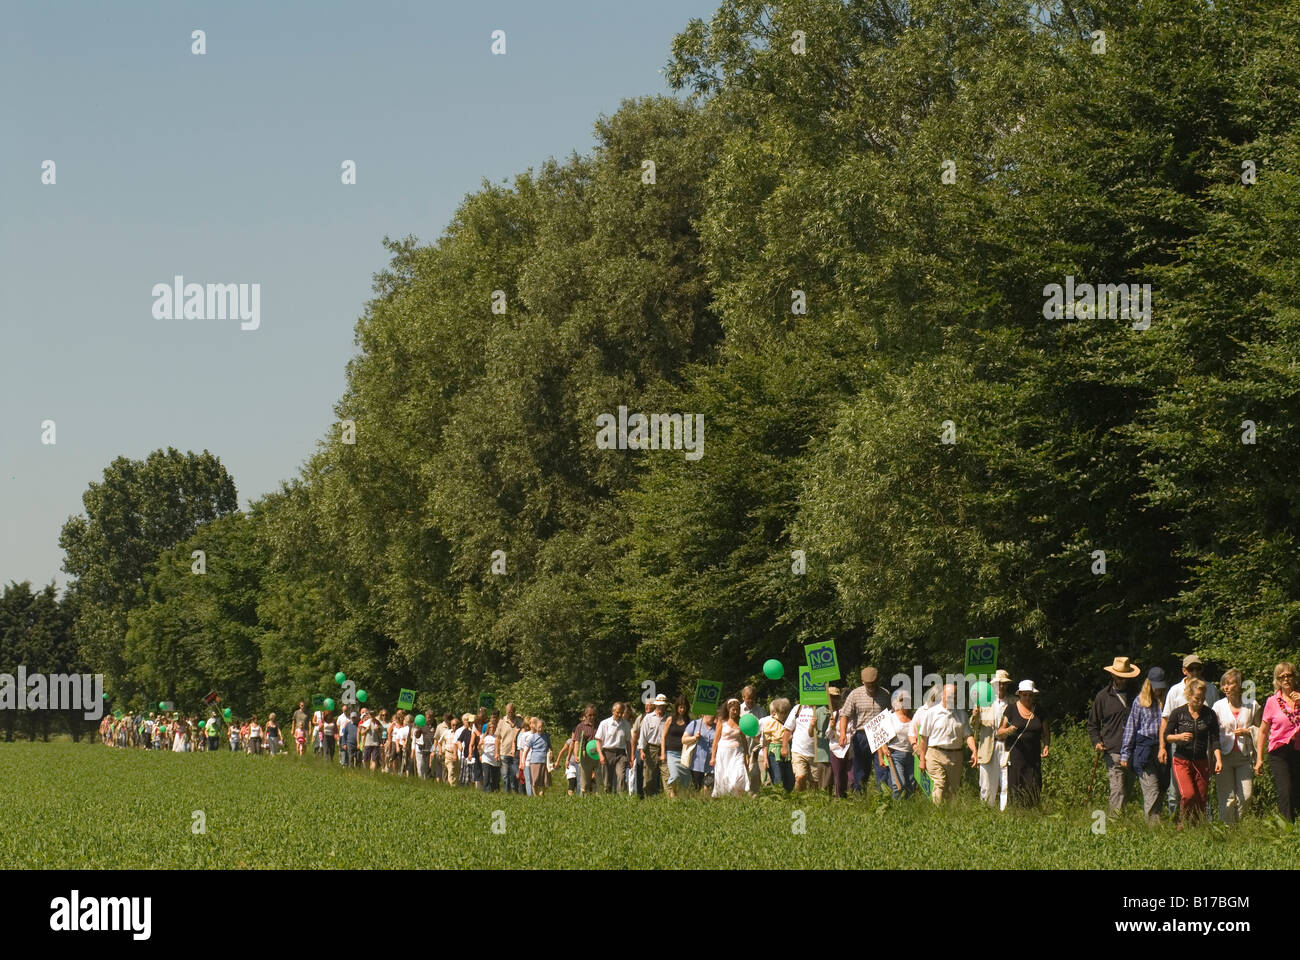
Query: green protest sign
[
  {"left": 963, "top": 637, "right": 1000, "bottom": 674},
  {"left": 690, "top": 680, "right": 723, "bottom": 717},
  {"left": 478, "top": 692, "right": 495, "bottom": 710},
  {"left": 396, "top": 688, "right": 416, "bottom": 710},
  {"left": 311, "top": 695, "right": 325, "bottom": 710},
  {"left": 803, "top": 639, "right": 840, "bottom": 683},
  {"left": 798, "top": 667, "right": 828, "bottom": 705}
]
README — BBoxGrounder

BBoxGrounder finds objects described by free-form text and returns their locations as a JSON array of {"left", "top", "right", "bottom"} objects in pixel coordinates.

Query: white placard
[{"left": 863, "top": 710, "right": 901, "bottom": 753}]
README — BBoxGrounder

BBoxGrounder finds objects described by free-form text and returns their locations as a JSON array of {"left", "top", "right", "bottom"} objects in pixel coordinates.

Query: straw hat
[{"left": 1103, "top": 656, "right": 1140, "bottom": 679}]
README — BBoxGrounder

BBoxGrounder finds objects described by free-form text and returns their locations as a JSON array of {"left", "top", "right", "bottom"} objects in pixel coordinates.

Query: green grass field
[{"left": 1, "top": 740, "right": 1295, "bottom": 869}]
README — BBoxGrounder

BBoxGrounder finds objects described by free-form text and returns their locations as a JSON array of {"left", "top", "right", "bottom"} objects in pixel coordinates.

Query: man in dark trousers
[{"left": 1088, "top": 656, "right": 1140, "bottom": 813}]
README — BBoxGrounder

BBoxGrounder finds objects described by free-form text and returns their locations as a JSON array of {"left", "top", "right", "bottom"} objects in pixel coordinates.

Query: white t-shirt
[
  {"left": 1162, "top": 680, "right": 1220, "bottom": 717},
  {"left": 481, "top": 734, "right": 498, "bottom": 765},
  {"left": 784, "top": 704, "right": 817, "bottom": 757},
  {"left": 393, "top": 724, "right": 409, "bottom": 746}
]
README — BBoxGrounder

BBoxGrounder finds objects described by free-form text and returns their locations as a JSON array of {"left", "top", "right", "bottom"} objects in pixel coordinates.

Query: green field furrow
[{"left": 2, "top": 743, "right": 1296, "bottom": 869}]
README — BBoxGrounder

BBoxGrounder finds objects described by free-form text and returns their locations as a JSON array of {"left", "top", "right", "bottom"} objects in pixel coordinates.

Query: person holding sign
[
  {"left": 683, "top": 711, "right": 715, "bottom": 790},
  {"left": 973, "top": 670, "right": 1014, "bottom": 811},
  {"left": 915, "top": 683, "right": 976, "bottom": 804},
  {"left": 839, "top": 667, "right": 892, "bottom": 794},
  {"left": 997, "top": 681, "right": 1050, "bottom": 808},
  {"left": 884, "top": 689, "right": 916, "bottom": 799}
]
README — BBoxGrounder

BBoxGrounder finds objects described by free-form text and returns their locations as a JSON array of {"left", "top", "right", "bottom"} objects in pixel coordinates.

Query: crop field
[{"left": 0, "top": 740, "right": 1296, "bottom": 869}]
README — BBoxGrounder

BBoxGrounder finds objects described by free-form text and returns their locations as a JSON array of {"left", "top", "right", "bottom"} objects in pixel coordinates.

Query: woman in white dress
[
  {"left": 710, "top": 699, "right": 751, "bottom": 797},
  {"left": 172, "top": 717, "right": 188, "bottom": 752}
]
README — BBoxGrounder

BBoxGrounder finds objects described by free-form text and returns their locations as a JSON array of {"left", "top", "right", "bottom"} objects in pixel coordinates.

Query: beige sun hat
[{"left": 1103, "top": 656, "right": 1141, "bottom": 679}]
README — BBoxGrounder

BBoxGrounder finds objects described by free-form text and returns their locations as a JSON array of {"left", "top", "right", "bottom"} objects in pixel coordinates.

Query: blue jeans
[
  {"left": 501, "top": 755, "right": 519, "bottom": 793},
  {"left": 666, "top": 750, "right": 689, "bottom": 788},
  {"left": 768, "top": 753, "right": 794, "bottom": 792},
  {"left": 885, "top": 750, "right": 916, "bottom": 799},
  {"left": 851, "top": 732, "right": 886, "bottom": 792}
]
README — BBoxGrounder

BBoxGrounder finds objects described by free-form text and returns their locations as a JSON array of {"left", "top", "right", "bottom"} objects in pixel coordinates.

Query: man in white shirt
[
  {"left": 595, "top": 702, "right": 632, "bottom": 795},
  {"left": 972, "top": 670, "right": 1013, "bottom": 811},
  {"left": 1160, "top": 654, "right": 1219, "bottom": 818},
  {"left": 783, "top": 700, "right": 819, "bottom": 791},
  {"left": 916, "top": 684, "right": 977, "bottom": 805}
]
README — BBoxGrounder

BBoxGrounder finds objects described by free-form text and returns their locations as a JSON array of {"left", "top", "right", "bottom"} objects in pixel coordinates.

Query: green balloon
[
  {"left": 223, "top": 707, "right": 232, "bottom": 720},
  {"left": 324, "top": 697, "right": 335, "bottom": 712},
  {"left": 414, "top": 714, "right": 426, "bottom": 727},
  {"left": 159, "top": 701, "right": 166, "bottom": 710},
  {"left": 763, "top": 659, "right": 784, "bottom": 680},
  {"left": 585, "top": 739, "right": 600, "bottom": 760},
  {"left": 335, "top": 672, "right": 346, "bottom": 685},
  {"left": 738, "top": 713, "right": 759, "bottom": 737},
  {"left": 971, "top": 681, "right": 994, "bottom": 708},
  {"left": 198, "top": 720, "right": 205, "bottom": 729},
  {"left": 356, "top": 689, "right": 367, "bottom": 703}
]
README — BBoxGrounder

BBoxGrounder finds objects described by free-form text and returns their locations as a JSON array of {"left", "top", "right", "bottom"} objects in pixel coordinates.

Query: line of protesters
[{"left": 98, "top": 657, "right": 1300, "bottom": 823}]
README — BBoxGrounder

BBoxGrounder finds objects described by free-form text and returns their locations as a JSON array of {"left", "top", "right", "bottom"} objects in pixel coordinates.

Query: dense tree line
[{"left": 51, "top": 0, "right": 1300, "bottom": 727}]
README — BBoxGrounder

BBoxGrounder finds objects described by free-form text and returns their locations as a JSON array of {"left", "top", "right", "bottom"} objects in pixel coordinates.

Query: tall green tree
[{"left": 59, "top": 448, "right": 238, "bottom": 698}]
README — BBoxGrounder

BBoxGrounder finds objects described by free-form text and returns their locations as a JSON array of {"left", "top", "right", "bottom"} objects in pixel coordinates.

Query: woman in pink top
[{"left": 1255, "top": 661, "right": 1300, "bottom": 821}]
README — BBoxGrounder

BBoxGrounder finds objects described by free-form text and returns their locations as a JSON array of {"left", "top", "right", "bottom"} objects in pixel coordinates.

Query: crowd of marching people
[{"left": 98, "top": 655, "right": 1300, "bottom": 825}]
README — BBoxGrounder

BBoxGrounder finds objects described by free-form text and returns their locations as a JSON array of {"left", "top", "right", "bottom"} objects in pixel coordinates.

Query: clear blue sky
[{"left": 1, "top": 0, "right": 718, "bottom": 590}]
